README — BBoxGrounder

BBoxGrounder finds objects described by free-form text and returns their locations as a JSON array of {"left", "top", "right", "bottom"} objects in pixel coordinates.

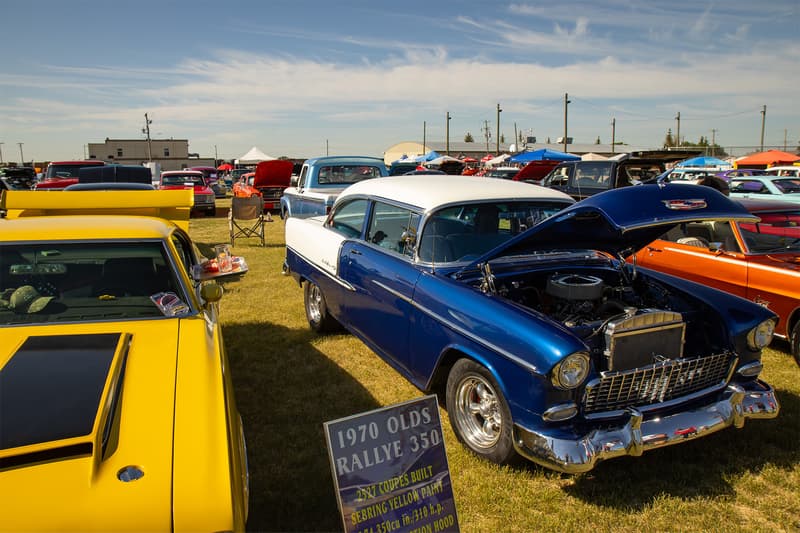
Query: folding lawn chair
[{"left": 229, "top": 195, "right": 267, "bottom": 246}]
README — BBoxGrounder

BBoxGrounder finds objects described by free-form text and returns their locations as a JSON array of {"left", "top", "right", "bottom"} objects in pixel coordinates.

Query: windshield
[
  {"left": 737, "top": 211, "right": 800, "bottom": 253},
  {"left": 162, "top": 174, "right": 204, "bottom": 187},
  {"left": 418, "top": 200, "right": 569, "bottom": 263},
  {"left": 0, "top": 242, "right": 189, "bottom": 325},
  {"left": 45, "top": 164, "right": 101, "bottom": 179}
]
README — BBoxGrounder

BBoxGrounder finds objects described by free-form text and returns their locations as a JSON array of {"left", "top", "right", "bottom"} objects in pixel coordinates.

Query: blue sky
[{"left": 1, "top": 0, "right": 798, "bottom": 162}]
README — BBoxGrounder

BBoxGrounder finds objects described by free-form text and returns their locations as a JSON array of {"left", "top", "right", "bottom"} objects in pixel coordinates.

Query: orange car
[
  {"left": 232, "top": 172, "right": 259, "bottom": 198},
  {"left": 634, "top": 198, "right": 800, "bottom": 365}
]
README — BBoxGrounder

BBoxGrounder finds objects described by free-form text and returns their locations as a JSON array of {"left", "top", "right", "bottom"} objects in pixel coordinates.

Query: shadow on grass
[
  {"left": 559, "top": 387, "right": 800, "bottom": 510},
  {"left": 223, "top": 321, "right": 380, "bottom": 532}
]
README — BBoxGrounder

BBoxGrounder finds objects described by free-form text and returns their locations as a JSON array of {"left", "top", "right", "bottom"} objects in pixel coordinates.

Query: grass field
[{"left": 190, "top": 205, "right": 800, "bottom": 533}]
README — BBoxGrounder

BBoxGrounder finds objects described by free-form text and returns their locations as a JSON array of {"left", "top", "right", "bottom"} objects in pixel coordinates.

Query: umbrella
[
  {"left": 480, "top": 154, "right": 496, "bottom": 162},
  {"left": 217, "top": 163, "right": 233, "bottom": 171},
  {"left": 676, "top": 156, "right": 731, "bottom": 168},
  {"left": 507, "top": 149, "right": 580, "bottom": 164}
]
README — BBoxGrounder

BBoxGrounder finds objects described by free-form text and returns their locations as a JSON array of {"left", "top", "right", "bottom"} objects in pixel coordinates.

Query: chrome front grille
[{"left": 582, "top": 352, "right": 734, "bottom": 415}]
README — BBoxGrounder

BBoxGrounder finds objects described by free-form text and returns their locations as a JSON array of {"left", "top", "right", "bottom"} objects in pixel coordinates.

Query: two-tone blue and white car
[
  {"left": 283, "top": 175, "right": 780, "bottom": 473},
  {"left": 279, "top": 156, "right": 387, "bottom": 219}
]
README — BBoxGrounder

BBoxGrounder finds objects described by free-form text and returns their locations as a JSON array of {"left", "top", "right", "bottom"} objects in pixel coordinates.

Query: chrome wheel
[
  {"left": 453, "top": 374, "right": 503, "bottom": 449},
  {"left": 307, "top": 283, "right": 323, "bottom": 324}
]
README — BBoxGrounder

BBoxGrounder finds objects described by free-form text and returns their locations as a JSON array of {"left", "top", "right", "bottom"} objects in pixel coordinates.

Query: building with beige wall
[{"left": 87, "top": 138, "right": 214, "bottom": 171}]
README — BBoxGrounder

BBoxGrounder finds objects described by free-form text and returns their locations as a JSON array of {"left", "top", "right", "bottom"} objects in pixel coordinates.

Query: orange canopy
[{"left": 735, "top": 149, "right": 800, "bottom": 169}]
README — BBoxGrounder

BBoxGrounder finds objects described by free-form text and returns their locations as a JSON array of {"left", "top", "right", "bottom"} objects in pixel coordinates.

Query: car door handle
[
  {"left": 646, "top": 246, "right": 662, "bottom": 252},
  {"left": 350, "top": 249, "right": 362, "bottom": 255}
]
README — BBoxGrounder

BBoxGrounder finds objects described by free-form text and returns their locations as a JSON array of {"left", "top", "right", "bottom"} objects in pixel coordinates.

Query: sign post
[{"left": 324, "top": 395, "right": 459, "bottom": 533}]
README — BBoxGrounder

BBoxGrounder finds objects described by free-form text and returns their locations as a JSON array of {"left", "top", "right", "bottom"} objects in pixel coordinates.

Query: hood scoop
[{"left": 0, "top": 333, "right": 130, "bottom": 469}]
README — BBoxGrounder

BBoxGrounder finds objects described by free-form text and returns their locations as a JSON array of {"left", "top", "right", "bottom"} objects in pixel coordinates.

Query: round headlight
[
  {"left": 747, "top": 319, "right": 775, "bottom": 351},
  {"left": 551, "top": 352, "right": 590, "bottom": 390}
]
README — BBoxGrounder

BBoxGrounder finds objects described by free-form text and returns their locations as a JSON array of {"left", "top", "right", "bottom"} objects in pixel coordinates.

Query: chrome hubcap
[
  {"left": 307, "top": 284, "right": 322, "bottom": 323},
  {"left": 454, "top": 375, "right": 502, "bottom": 449}
]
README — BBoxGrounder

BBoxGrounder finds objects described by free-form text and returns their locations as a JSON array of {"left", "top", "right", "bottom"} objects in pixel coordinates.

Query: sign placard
[{"left": 324, "top": 395, "right": 459, "bottom": 533}]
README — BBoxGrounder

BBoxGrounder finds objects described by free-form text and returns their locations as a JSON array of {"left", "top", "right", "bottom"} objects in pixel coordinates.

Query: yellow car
[{"left": 0, "top": 190, "right": 248, "bottom": 532}]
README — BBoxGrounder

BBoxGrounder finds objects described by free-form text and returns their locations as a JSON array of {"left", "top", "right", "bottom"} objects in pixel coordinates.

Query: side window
[
  {"left": 544, "top": 165, "right": 571, "bottom": 187},
  {"left": 328, "top": 199, "right": 369, "bottom": 238},
  {"left": 171, "top": 232, "right": 197, "bottom": 278},
  {"left": 298, "top": 166, "right": 308, "bottom": 188},
  {"left": 367, "top": 202, "right": 420, "bottom": 257}
]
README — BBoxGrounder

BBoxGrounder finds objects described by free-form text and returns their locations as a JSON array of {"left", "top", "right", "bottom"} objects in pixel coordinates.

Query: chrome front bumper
[{"left": 514, "top": 381, "right": 779, "bottom": 474}]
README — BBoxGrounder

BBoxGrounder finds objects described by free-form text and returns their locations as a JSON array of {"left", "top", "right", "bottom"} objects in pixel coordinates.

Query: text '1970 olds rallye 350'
[
  {"left": 0, "top": 189, "right": 248, "bottom": 531},
  {"left": 283, "top": 175, "right": 780, "bottom": 473}
]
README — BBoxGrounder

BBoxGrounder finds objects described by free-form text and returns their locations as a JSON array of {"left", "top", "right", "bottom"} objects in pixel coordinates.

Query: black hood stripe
[{"left": 0, "top": 333, "right": 123, "bottom": 452}]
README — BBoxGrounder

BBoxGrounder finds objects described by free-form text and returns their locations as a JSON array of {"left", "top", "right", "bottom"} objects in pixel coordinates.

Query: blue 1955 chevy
[{"left": 283, "top": 175, "right": 779, "bottom": 473}]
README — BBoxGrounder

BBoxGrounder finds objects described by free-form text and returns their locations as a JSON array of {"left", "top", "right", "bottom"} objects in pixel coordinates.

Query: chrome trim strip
[
  {"left": 391, "top": 288, "right": 543, "bottom": 376},
  {"left": 286, "top": 245, "right": 355, "bottom": 292}
]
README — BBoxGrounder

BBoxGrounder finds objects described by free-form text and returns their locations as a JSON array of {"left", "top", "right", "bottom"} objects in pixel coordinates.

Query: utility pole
[
  {"left": 482, "top": 120, "right": 491, "bottom": 154},
  {"left": 423, "top": 121, "right": 427, "bottom": 156},
  {"left": 142, "top": 113, "right": 153, "bottom": 161},
  {"left": 563, "top": 93, "right": 570, "bottom": 153},
  {"left": 17, "top": 143, "right": 24, "bottom": 165},
  {"left": 675, "top": 112, "right": 681, "bottom": 148},
  {"left": 446, "top": 112, "right": 451, "bottom": 155},
  {"left": 760, "top": 105, "right": 766, "bottom": 152},
  {"left": 0, "top": 142, "right": 4, "bottom": 164},
  {"left": 496, "top": 103, "right": 502, "bottom": 154},
  {"left": 784, "top": 129, "right": 788, "bottom": 152},
  {"left": 611, "top": 117, "right": 616, "bottom": 154}
]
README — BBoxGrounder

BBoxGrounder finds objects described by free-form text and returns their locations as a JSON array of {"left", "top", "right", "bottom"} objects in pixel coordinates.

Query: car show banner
[{"left": 324, "top": 395, "right": 459, "bottom": 533}]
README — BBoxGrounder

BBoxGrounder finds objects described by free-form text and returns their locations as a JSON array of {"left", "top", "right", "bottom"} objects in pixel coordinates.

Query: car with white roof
[{"left": 283, "top": 175, "right": 780, "bottom": 473}]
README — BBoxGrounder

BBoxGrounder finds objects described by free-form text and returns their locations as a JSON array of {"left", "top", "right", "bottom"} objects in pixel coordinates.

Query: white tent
[
  {"left": 581, "top": 152, "right": 608, "bottom": 161},
  {"left": 486, "top": 154, "right": 510, "bottom": 166},
  {"left": 235, "top": 146, "right": 275, "bottom": 165}
]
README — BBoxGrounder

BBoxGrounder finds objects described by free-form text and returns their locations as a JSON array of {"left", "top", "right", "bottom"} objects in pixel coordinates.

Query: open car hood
[
  {"left": 467, "top": 183, "right": 758, "bottom": 266},
  {"left": 253, "top": 160, "right": 293, "bottom": 188}
]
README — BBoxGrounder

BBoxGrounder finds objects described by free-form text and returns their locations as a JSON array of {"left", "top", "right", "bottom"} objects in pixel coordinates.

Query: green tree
[
  {"left": 664, "top": 129, "right": 675, "bottom": 148},
  {"left": 464, "top": 132, "right": 474, "bottom": 142},
  {"left": 595, "top": 136, "right": 601, "bottom": 144}
]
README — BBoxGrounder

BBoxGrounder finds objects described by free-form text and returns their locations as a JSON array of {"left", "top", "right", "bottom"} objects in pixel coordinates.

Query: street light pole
[
  {"left": 18, "top": 143, "right": 24, "bottom": 165},
  {"left": 0, "top": 142, "right": 4, "bottom": 164},
  {"left": 446, "top": 112, "right": 451, "bottom": 155},
  {"left": 563, "top": 93, "right": 570, "bottom": 153},
  {"left": 760, "top": 105, "right": 767, "bottom": 152},
  {"left": 496, "top": 103, "right": 502, "bottom": 154},
  {"left": 142, "top": 113, "right": 153, "bottom": 162},
  {"left": 611, "top": 117, "right": 616, "bottom": 154}
]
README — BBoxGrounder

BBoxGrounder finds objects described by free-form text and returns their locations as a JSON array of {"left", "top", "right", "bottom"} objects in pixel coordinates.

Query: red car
[
  {"left": 252, "top": 160, "right": 293, "bottom": 212},
  {"left": 35, "top": 160, "right": 105, "bottom": 190},
  {"left": 159, "top": 170, "right": 216, "bottom": 216},
  {"left": 634, "top": 198, "right": 800, "bottom": 365}
]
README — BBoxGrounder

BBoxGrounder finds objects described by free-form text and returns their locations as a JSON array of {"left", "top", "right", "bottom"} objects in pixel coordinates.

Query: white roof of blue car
[{"left": 337, "top": 175, "right": 574, "bottom": 211}]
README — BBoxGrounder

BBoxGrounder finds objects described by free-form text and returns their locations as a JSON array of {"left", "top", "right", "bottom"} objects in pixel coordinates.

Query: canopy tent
[
  {"left": 413, "top": 150, "right": 440, "bottom": 163},
  {"left": 427, "top": 155, "right": 462, "bottom": 166},
  {"left": 217, "top": 163, "right": 233, "bottom": 171},
  {"left": 486, "top": 154, "right": 510, "bottom": 166},
  {"left": 235, "top": 146, "right": 276, "bottom": 165},
  {"left": 676, "top": 156, "right": 731, "bottom": 168},
  {"left": 508, "top": 148, "right": 580, "bottom": 164},
  {"left": 480, "top": 154, "right": 496, "bottom": 162},
  {"left": 734, "top": 150, "right": 800, "bottom": 169},
  {"left": 581, "top": 152, "right": 608, "bottom": 161}
]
